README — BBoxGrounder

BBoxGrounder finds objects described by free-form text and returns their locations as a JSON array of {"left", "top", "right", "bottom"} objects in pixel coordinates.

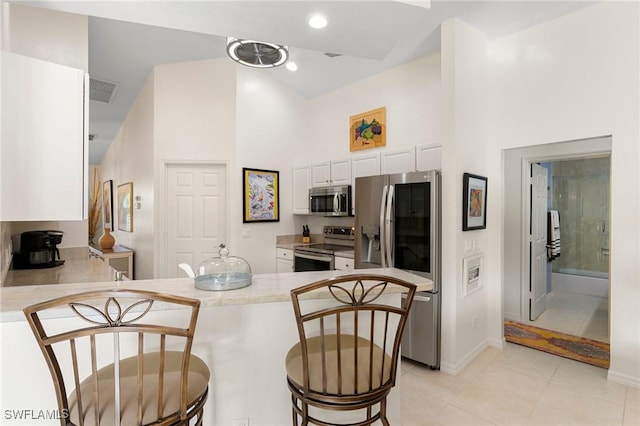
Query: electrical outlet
[
  {"left": 242, "top": 228, "right": 251, "bottom": 238},
  {"left": 233, "top": 418, "right": 249, "bottom": 426}
]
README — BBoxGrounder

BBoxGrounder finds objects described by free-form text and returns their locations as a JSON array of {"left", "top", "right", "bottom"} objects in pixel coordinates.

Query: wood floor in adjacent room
[{"left": 401, "top": 343, "right": 639, "bottom": 426}]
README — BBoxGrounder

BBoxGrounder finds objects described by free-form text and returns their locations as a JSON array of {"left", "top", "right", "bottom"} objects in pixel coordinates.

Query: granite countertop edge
[{"left": 0, "top": 268, "right": 432, "bottom": 323}]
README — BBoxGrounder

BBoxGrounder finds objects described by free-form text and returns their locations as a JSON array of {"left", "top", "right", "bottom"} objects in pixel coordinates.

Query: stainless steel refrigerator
[{"left": 355, "top": 170, "right": 441, "bottom": 368}]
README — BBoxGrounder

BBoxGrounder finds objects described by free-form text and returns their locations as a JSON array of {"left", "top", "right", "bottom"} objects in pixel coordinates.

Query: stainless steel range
[{"left": 293, "top": 226, "right": 354, "bottom": 272}]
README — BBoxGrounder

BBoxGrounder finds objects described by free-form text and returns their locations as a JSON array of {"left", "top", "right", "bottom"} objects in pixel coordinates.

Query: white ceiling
[{"left": 19, "top": 1, "right": 595, "bottom": 163}]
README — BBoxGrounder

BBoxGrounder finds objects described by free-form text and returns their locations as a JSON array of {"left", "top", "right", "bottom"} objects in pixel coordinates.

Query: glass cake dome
[{"left": 193, "top": 244, "right": 252, "bottom": 291}]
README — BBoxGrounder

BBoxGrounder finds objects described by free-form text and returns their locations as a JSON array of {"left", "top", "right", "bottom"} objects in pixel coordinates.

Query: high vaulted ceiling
[{"left": 17, "top": 1, "right": 595, "bottom": 163}]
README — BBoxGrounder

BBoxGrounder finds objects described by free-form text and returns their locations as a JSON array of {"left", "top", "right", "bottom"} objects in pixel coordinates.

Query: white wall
[
  {"left": 100, "top": 73, "right": 155, "bottom": 279},
  {"left": 2, "top": 3, "right": 87, "bottom": 71},
  {"left": 304, "top": 54, "right": 441, "bottom": 163},
  {"left": 488, "top": 2, "right": 639, "bottom": 386},
  {"left": 152, "top": 59, "right": 236, "bottom": 277},
  {"left": 234, "top": 66, "right": 306, "bottom": 273},
  {"left": 440, "top": 19, "right": 492, "bottom": 373}
]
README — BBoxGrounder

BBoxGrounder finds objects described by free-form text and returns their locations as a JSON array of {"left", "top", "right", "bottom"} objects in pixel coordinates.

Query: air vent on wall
[{"left": 90, "top": 77, "right": 119, "bottom": 103}]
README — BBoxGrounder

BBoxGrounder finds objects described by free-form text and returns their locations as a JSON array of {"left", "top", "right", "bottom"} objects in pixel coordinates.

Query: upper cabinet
[
  {"left": 292, "top": 165, "right": 311, "bottom": 215},
  {"left": 416, "top": 143, "right": 442, "bottom": 171},
  {"left": 1, "top": 52, "right": 88, "bottom": 221},
  {"left": 293, "top": 144, "right": 439, "bottom": 215},
  {"left": 380, "top": 147, "right": 416, "bottom": 175},
  {"left": 311, "top": 159, "right": 351, "bottom": 187},
  {"left": 351, "top": 152, "right": 381, "bottom": 215}
]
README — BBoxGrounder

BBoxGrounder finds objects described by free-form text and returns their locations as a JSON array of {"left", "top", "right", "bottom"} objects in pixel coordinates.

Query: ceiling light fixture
[
  {"left": 286, "top": 62, "right": 298, "bottom": 72},
  {"left": 308, "top": 14, "right": 328, "bottom": 29},
  {"left": 226, "top": 37, "right": 289, "bottom": 68}
]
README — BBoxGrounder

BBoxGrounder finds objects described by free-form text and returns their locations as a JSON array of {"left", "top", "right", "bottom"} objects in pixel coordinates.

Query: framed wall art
[
  {"left": 462, "top": 173, "right": 488, "bottom": 231},
  {"left": 463, "top": 253, "right": 484, "bottom": 296},
  {"left": 117, "top": 182, "right": 133, "bottom": 232},
  {"left": 102, "top": 180, "right": 113, "bottom": 231},
  {"left": 349, "top": 106, "right": 386, "bottom": 152},
  {"left": 243, "top": 168, "right": 279, "bottom": 223}
]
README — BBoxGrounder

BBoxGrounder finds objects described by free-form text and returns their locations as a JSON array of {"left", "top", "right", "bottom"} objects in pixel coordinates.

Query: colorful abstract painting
[
  {"left": 243, "top": 168, "right": 279, "bottom": 223},
  {"left": 462, "top": 173, "right": 488, "bottom": 231},
  {"left": 349, "top": 107, "right": 386, "bottom": 152}
]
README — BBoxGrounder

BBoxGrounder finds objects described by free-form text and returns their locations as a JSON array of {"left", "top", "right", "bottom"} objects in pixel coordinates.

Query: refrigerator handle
[
  {"left": 385, "top": 185, "right": 394, "bottom": 268},
  {"left": 380, "top": 185, "right": 389, "bottom": 267}
]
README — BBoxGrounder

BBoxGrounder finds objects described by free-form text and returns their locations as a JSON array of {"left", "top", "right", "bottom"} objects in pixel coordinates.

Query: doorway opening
[
  {"left": 502, "top": 136, "right": 612, "bottom": 365},
  {"left": 529, "top": 157, "right": 610, "bottom": 343}
]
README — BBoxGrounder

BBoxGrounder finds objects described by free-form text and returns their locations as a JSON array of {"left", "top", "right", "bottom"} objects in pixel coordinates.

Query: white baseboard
[
  {"left": 440, "top": 339, "right": 489, "bottom": 376},
  {"left": 608, "top": 369, "right": 640, "bottom": 389}
]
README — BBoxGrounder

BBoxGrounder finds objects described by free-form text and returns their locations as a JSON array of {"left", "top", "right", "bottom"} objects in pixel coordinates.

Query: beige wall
[{"left": 100, "top": 72, "right": 155, "bottom": 279}]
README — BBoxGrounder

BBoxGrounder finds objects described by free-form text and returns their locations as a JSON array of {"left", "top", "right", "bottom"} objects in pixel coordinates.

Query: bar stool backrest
[{"left": 23, "top": 289, "right": 207, "bottom": 426}]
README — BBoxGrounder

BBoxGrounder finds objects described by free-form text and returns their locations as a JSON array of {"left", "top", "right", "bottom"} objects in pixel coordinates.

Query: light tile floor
[
  {"left": 401, "top": 343, "right": 640, "bottom": 426},
  {"left": 531, "top": 290, "right": 609, "bottom": 342}
]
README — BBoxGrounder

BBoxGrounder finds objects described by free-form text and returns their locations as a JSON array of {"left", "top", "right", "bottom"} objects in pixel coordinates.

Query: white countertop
[
  {"left": 2, "top": 247, "right": 117, "bottom": 287},
  {"left": 0, "top": 268, "right": 432, "bottom": 323}
]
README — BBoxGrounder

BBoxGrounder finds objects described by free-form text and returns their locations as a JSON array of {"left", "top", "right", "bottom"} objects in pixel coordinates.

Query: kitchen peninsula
[{"left": 0, "top": 268, "right": 431, "bottom": 425}]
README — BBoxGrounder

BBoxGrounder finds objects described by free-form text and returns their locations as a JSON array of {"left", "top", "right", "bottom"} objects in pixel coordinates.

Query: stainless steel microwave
[{"left": 309, "top": 185, "right": 353, "bottom": 217}]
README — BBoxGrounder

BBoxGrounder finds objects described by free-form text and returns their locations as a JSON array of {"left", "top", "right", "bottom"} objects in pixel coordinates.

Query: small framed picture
[
  {"left": 462, "top": 173, "right": 488, "bottom": 231},
  {"left": 243, "top": 168, "right": 279, "bottom": 223},
  {"left": 102, "top": 180, "right": 114, "bottom": 231},
  {"left": 463, "top": 253, "right": 484, "bottom": 296},
  {"left": 117, "top": 182, "right": 133, "bottom": 232}
]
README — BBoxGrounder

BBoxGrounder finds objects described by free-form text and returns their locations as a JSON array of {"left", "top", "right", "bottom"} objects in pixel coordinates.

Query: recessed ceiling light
[
  {"left": 286, "top": 62, "right": 298, "bottom": 72},
  {"left": 308, "top": 14, "right": 328, "bottom": 29}
]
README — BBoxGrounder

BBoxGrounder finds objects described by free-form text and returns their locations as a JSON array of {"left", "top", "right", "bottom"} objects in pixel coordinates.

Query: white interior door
[
  {"left": 166, "top": 163, "right": 226, "bottom": 278},
  {"left": 530, "top": 162, "right": 549, "bottom": 320}
]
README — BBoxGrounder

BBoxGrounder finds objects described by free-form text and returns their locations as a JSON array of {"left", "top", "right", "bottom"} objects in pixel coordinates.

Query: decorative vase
[{"left": 99, "top": 228, "right": 115, "bottom": 250}]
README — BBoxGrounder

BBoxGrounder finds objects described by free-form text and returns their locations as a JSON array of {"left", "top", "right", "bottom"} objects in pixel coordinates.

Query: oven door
[{"left": 293, "top": 251, "right": 334, "bottom": 272}]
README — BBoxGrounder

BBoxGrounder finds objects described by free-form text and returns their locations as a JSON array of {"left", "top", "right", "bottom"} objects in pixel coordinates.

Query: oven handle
[{"left": 294, "top": 252, "right": 333, "bottom": 263}]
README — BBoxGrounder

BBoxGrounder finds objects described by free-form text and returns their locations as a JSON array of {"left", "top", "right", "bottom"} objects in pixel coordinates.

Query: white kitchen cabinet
[
  {"left": 311, "top": 161, "right": 331, "bottom": 187},
  {"left": 416, "top": 143, "right": 442, "bottom": 171},
  {"left": 334, "top": 256, "right": 353, "bottom": 271},
  {"left": 329, "top": 158, "right": 351, "bottom": 186},
  {"left": 311, "top": 159, "right": 351, "bottom": 187},
  {"left": 1, "top": 51, "right": 88, "bottom": 221},
  {"left": 276, "top": 248, "right": 294, "bottom": 273},
  {"left": 293, "top": 165, "right": 311, "bottom": 214},
  {"left": 381, "top": 147, "right": 416, "bottom": 175},
  {"left": 351, "top": 152, "right": 381, "bottom": 215}
]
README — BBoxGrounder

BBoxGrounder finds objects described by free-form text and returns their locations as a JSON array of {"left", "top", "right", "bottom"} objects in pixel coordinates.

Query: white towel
[{"left": 547, "top": 210, "right": 561, "bottom": 261}]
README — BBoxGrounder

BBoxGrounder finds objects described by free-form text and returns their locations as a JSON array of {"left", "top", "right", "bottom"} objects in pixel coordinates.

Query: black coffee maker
[{"left": 12, "top": 231, "right": 65, "bottom": 269}]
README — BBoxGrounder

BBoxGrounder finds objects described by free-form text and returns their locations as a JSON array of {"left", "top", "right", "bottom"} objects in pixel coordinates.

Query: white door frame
[{"left": 155, "top": 160, "right": 229, "bottom": 279}]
